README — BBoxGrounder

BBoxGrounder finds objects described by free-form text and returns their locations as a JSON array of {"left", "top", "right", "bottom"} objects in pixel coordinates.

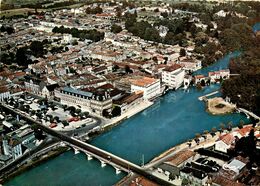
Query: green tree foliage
[
  {"left": 144, "top": 27, "right": 161, "bottom": 42},
  {"left": 85, "top": 6, "right": 103, "bottom": 14},
  {"left": 112, "top": 106, "right": 121, "bottom": 117},
  {"left": 111, "top": 24, "right": 122, "bottom": 34},
  {"left": 30, "top": 41, "right": 44, "bottom": 57},
  {"left": 180, "top": 48, "right": 186, "bottom": 57},
  {"left": 0, "top": 25, "right": 15, "bottom": 34},
  {"left": 235, "top": 129, "right": 257, "bottom": 163},
  {"left": 52, "top": 26, "right": 104, "bottom": 42},
  {"left": 161, "top": 11, "right": 168, "bottom": 18}
]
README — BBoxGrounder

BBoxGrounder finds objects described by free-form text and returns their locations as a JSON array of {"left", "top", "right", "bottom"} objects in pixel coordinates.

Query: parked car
[{"left": 49, "top": 123, "right": 57, "bottom": 128}]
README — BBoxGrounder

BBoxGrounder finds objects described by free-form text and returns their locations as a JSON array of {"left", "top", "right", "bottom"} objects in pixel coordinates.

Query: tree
[
  {"left": 195, "top": 133, "right": 201, "bottom": 139},
  {"left": 182, "top": 178, "right": 190, "bottom": 186},
  {"left": 112, "top": 106, "right": 121, "bottom": 117},
  {"left": 143, "top": 27, "right": 160, "bottom": 42},
  {"left": 111, "top": 24, "right": 122, "bottom": 34},
  {"left": 85, "top": 6, "right": 103, "bottom": 14},
  {"left": 161, "top": 11, "right": 168, "bottom": 18},
  {"left": 112, "top": 64, "right": 119, "bottom": 72},
  {"left": 219, "top": 123, "right": 226, "bottom": 131},
  {"left": 201, "top": 79, "right": 206, "bottom": 87},
  {"left": 62, "top": 120, "right": 69, "bottom": 127},
  {"left": 102, "top": 109, "right": 110, "bottom": 118},
  {"left": 54, "top": 116, "right": 60, "bottom": 122},
  {"left": 219, "top": 29, "right": 241, "bottom": 51},
  {"left": 30, "top": 40, "right": 44, "bottom": 57},
  {"left": 180, "top": 48, "right": 186, "bottom": 57},
  {"left": 125, "top": 65, "right": 133, "bottom": 74},
  {"left": 227, "top": 121, "right": 233, "bottom": 131},
  {"left": 169, "top": 173, "right": 176, "bottom": 181},
  {"left": 195, "top": 32, "right": 209, "bottom": 46},
  {"left": 154, "top": 8, "right": 159, "bottom": 12},
  {"left": 75, "top": 108, "right": 81, "bottom": 114},
  {"left": 16, "top": 47, "right": 28, "bottom": 66},
  {"left": 238, "top": 120, "right": 244, "bottom": 129},
  {"left": 83, "top": 112, "right": 89, "bottom": 118},
  {"left": 164, "top": 32, "right": 176, "bottom": 45},
  {"left": 211, "top": 127, "right": 217, "bottom": 133}
]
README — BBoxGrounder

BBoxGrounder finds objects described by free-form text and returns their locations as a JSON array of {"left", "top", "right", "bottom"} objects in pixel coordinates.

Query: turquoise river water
[{"left": 5, "top": 52, "right": 251, "bottom": 186}]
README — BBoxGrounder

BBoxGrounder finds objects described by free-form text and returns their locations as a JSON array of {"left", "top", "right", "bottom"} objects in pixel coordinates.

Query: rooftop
[
  {"left": 63, "top": 87, "right": 93, "bottom": 98},
  {"left": 163, "top": 64, "right": 182, "bottom": 72},
  {"left": 130, "top": 76, "right": 158, "bottom": 87},
  {"left": 166, "top": 150, "right": 196, "bottom": 167}
]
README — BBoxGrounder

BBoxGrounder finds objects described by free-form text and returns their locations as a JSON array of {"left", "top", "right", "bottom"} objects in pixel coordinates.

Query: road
[{"left": 0, "top": 103, "right": 173, "bottom": 185}]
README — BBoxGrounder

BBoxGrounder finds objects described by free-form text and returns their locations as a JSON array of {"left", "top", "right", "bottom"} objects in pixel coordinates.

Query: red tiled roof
[
  {"left": 163, "top": 64, "right": 182, "bottom": 72},
  {"left": 219, "top": 133, "right": 235, "bottom": 145},
  {"left": 236, "top": 125, "right": 253, "bottom": 137},
  {"left": 195, "top": 75, "right": 205, "bottom": 79},
  {"left": 212, "top": 175, "right": 245, "bottom": 186},
  {"left": 166, "top": 150, "right": 196, "bottom": 166},
  {"left": 0, "top": 86, "right": 9, "bottom": 93},
  {"left": 129, "top": 176, "right": 159, "bottom": 186}
]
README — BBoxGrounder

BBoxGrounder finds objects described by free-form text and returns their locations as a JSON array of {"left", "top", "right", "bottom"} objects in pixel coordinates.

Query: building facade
[
  {"left": 130, "top": 77, "right": 161, "bottom": 100},
  {"left": 54, "top": 87, "right": 112, "bottom": 115},
  {"left": 162, "top": 64, "right": 185, "bottom": 90}
]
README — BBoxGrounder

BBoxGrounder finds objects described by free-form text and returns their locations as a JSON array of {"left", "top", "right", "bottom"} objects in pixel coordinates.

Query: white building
[
  {"left": 178, "top": 58, "right": 202, "bottom": 72},
  {"left": 0, "top": 86, "right": 10, "bottom": 101},
  {"left": 208, "top": 69, "right": 230, "bottom": 83},
  {"left": 162, "top": 64, "right": 185, "bottom": 90},
  {"left": 130, "top": 77, "right": 160, "bottom": 100},
  {"left": 54, "top": 87, "right": 112, "bottom": 115},
  {"left": 3, "top": 138, "right": 22, "bottom": 160}
]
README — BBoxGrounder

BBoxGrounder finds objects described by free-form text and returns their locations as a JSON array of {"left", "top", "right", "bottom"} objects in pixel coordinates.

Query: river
[{"left": 4, "top": 52, "right": 251, "bottom": 186}]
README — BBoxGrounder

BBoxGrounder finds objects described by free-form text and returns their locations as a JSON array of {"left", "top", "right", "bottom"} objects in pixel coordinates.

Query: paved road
[{"left": 0, "top": 103, "right": 173, "bottom": 185}]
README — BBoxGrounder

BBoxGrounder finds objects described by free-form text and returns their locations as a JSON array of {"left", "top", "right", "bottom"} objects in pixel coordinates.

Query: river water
[{"left": 5, "top": 52, "right": 251, "bottom": 186}]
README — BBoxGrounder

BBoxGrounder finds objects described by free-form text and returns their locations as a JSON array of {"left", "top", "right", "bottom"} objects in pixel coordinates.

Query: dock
[{"left": 198, "top": 91, "right": 219, "bottom": 101}]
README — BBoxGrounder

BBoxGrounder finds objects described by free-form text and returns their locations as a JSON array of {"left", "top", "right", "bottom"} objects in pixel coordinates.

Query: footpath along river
[{"left": 5, "top": 52, "right": 251, "bottom": 186}]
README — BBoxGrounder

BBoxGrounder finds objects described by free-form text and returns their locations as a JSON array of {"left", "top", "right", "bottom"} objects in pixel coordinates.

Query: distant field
[
  {"left": 0, "top": 8, "right": 37, "bottom": 18},
  {"left": 0, "top": 8, "right": 34, "bottom": 17},
  {"left": 2, "top": 0, "right": 41, "bottom": 5}
]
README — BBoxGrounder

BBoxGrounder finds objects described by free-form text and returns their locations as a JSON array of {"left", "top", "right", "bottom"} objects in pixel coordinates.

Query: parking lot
[{"left": 4, "top": 94, "right": 96, "bottom": 131}]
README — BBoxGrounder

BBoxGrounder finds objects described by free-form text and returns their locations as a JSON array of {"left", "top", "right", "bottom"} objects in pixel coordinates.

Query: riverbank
[
  {"left": 117, "top": 123, "right": 255, "bottom": 185},
  {"left": 0, "top": 145, "right": 69, "bottom": 184},
  {"left": 102, "top": 100, "right": 154, "bottom": 131}
]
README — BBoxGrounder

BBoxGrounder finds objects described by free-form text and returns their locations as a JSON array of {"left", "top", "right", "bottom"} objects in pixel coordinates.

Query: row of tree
[
  {"left": 85, "top": 6, "right": 103, "bottom": 14},
  {"left": 220, "top": 22, "right": 260, "bottom": 115},
  {"left": 52, "top": 26, "right": 104, "bottom": 42},
  {"left": 0, "top": 25, "right": 15, "bottom": 34}
]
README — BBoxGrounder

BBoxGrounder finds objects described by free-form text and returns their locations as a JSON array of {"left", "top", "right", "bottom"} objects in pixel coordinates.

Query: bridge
[{"left": 0, "top": 103, "right": 172, "bottom": 185}]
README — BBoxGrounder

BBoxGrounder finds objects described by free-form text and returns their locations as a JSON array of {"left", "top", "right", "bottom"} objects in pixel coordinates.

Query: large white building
[
  {"left": 162, "top": 64, "right": 185, "bottom": 90},
  {"left": 130, "top": 76, "right": 160, "bottom": 100},
  {"left": 54, "top": 87, "right": 112, "bottom": 115}
]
